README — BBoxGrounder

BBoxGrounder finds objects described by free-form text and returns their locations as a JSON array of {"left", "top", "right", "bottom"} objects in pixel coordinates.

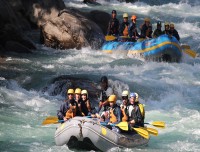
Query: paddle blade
[
  {"left": 133, "top": 127, "right": 149, "bottom": 139},
  {"left": 105, "top": 35, "right": 116, "bottom": 41},
  {"left": 152, "top": 121, "right": 165, "bottom": 128},
  {"left": 42, "top": 119, "right": 59, "bottom": 125},
  {"left": 45, "top": 116, "right": 58, "bottom": 121},
  {"left": 144, "top": 127, "right": 158, "bottom": 136},
  {"left": 183, "top": 49, "right": 197, "bottom": 58},
  {"left": 116, "top": 122, "right": 128, "bottom": 131},
  {"left": 181, "top": 44, "right": 190, "bottom": 49}
]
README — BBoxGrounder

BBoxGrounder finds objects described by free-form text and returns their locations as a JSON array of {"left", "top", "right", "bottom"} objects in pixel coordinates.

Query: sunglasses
[
  {"left": 122, "top": 96, "right": 128, "bottom": 100},
  {"left": 68, "top": 94, "right": 73, "bottom": 96},
  {"left": 81, "top": 94, "right": 87, "bottom": 96}
]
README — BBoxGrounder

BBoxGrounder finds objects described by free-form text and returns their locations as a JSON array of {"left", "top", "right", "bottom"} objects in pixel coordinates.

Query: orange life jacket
[
  {"left": 123, "top": 25, "right": 129, "bottom": 36},
  {"left": 65, "top": 105, "right": 76, "bottom": 119},
  {"left": 109, "top": 108, "right": 117, "bottom": 123},
  {"left": 121, "top": 106, "right": 128, "bottom": 122}
]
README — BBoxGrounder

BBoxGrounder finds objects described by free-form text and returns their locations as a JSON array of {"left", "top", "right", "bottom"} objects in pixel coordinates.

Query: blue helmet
[{"left": 130, "top": 92, "right": 136, "bottom": 98}]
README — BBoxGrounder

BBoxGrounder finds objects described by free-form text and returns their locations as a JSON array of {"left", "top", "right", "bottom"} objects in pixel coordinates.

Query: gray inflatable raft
[{"left": 55, "top": 117, "right": 149, "bottom": 151}]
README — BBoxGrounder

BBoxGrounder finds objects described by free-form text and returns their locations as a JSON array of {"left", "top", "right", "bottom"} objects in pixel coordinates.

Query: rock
[
  {"left": 5, "top": 41, "right": 32, "bottom": 53},
  {"left": 41, "top": 9, "right": 104, "bottom": 49},
  {"left": 87, "top": 10, "right": 111, "bottom": 35},
  {"left": 42, "top": 75, "right": 100, "bottom": 106},
  {"left": 0, "top": 0, "right": 106, "bottom": 51}
]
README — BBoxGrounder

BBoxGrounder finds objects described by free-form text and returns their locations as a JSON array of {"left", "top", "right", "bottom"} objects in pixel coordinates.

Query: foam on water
[{"left": 0, "top": 0, "right": 200, "bottom": 151}]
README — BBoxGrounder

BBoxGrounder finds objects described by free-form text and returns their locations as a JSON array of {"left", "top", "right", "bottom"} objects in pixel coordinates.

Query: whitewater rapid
[{"left": 0, "top": 0, "right": 200, "bottom": 152}]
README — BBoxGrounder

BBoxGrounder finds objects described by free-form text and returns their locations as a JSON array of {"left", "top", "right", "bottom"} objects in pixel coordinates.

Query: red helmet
[{"left": 131, "top": 15, "right": 137, "bottom": 20}]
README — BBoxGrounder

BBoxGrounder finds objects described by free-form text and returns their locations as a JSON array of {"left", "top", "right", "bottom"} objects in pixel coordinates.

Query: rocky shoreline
[{"left": 0, "top": 0, "right": 111, "bottom": 56}]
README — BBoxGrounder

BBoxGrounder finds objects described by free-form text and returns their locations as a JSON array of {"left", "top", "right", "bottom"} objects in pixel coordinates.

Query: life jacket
[
  {"left": 123, "top": 25, "right": 129, "bottom": 36},
  {"left": 120, "top": 105, "right": 128, "bottom": 122},
  {"left": 65, "top": 104, "right": 76, "bottom": 119},
  {"left": 138, "top": 103, "right": 145, "bottom": 119},
  {"left": 109, "top": 108, "right": 117, "bottom": 123}
]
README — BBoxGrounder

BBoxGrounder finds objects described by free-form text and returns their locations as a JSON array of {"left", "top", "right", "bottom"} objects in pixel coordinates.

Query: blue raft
[{"left": 102, "top": 34, "right": 182, "bottom": 62}]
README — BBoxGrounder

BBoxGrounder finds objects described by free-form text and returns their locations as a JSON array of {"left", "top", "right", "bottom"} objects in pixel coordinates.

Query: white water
[{"left": 0, "top": 0, "right": 200, "bottom": 152}]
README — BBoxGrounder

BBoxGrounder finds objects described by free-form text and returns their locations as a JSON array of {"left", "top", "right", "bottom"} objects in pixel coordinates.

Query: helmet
[
  {"left": 157, "top": 21, "right": 161, "bottom": 26},
  {"left": 122, "top": 90, "right": 129, "bottom": 97},
  {"left": 164, "top": 22, "right": 169, "bottom": 26},
  {"left": 170, "top": 23, "right": 174, "bottom": 28},
  {"left": 108, "top": 95, "right": 117, "bottom": 104},
  {"left": 112, "top": 10, "right": 117, "bottom": 14},
  {"left": 123, "top": 13, "right": 128, "bottom": 18},
  {"left": 67, "top": 89, "right": 74, "bottom": 94},
  {"left": 135, "top": 93, "right": 139, "bottom": 102},
  {"left": 81, "top": 89, "right": 88, "bottom": 97},
  {"left": 130, "top": 92, "right": 136, "bottom": 98},
  {"left": 144, "top": 18, "right": 150, "bottom": 22},
  {"left": 75, "top": 88, "right": 81, "bottom": 94},
  {"left": 131, "top": 15, "right": 137, "bottom": 20},
  {"left": 100, "top": 76, "right": 108, "bottom": 83}
]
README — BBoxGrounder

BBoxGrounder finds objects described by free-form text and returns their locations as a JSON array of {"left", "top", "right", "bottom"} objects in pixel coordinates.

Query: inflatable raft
[
  {"left": 102, "top": 34, "right": 182, "bottom": 62},
  {"left": 55, "top": 117, "right": 149, "bottom": 151}
]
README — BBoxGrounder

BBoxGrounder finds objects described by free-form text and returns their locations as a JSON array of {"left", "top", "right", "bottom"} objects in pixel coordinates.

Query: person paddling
[
  {"left": 169, "top": 23, "right": 180, "bottom": 41},
  {"left": 120, "top": 90, "right": 129, "bottom": 122},
  {"left": 140, "top": 18, "right": 151, "bottom": 39},
  {"left": 97, "top": 76, "right": 113, "bottom": 114},
  {"left": 153, "top": 21, "right": 164, "bottom": 38},
  {"left": 128, "top": 92, "right": 145, "bottom": 128},
  {"left": 128, "top": 15, "right": 141, "bottom": 42},
  {"left": 81, "top": 89, "right": 92, "bottom": 116},
  {"left": 57, "top": 89, "right": 78, "bottom": 121},
  {"left": 107, "top": 10, "right": 120, "bottom": 36},
  {"left": 119, "top": 13, "right": 130, "bottom": 41}
]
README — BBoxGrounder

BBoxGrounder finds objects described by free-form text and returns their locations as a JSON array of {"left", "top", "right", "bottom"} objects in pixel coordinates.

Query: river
[{"left": 0, "top": 0, "right": 200, "bottom": 151}]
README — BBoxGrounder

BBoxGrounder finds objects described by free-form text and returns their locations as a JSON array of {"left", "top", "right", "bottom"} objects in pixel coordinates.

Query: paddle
[
  {"left": 133, "top": 127, "right": 149, "bottom": 139},
  {"left": 100, "top": 122, "right": 129, "bottom": 131},
  {"left": 105, "top": 35, "right": 132, "bottom": 41},
  {"left": 140, "top": 127, "right": 158, "bottom": 136},
  {"left": 144, "top": 121, "right": 165, "bottom": 128},
  {"left": 181, "top": 45, "right": 197, "bottom": 58},
  {"left": 105, "top": 35, "right": 117, "bottom": 41},
  {"left": 101, "top": 122, "right": 149, "bottom": 139},
  {"left": 42, "top": 119, "right": 63, "bottom": 125},
  {"left": 42, "top": 116, "right": 92, "bottom": 125}
]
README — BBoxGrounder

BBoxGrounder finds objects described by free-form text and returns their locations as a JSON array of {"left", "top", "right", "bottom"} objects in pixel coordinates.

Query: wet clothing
[
  {"left": 98, "top": 86, "right": 113, "bottom": 113},
  {"left": 140, "top": 23, "right": 152, "bottom": 38},
  {"left": 128, "top": 22, "right": 140, "bottom": 41},
  {"left": 107, "top": 18, "right": 120, "bottom": 36},
  {"left": 119, "top": 22, "right": 130, "bottom": 36},
  {"left": 140, "top": 23, "right": 148, "bottom": 38},
  {"left": 82, "top": 99, "right": 91, "bottom": 116},
  {"left": 153, "top": 29, "right": 164, "bottom": 38},
  {"left": 146, "top": 27, "right": 153, "bottom": 38},
  {"left": 163, "top": 29, "right": 170, "bottom": 35},
  {"left": 169, "top": 29, "right": 180, "bottom": 41},
  {"left": 128, "top": 103, "right": 144, "bottom": 127},
  {"left": 75, "top": 99, "right": 84, "bottom": 116},
  {"left": 57, "top": 99, "right": 77, "bottom": 120},
  {"left": 109, "top": 104, "right": 122, "bottom": 124}
]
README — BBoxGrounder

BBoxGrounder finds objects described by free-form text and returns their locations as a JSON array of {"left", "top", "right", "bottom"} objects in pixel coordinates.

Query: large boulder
[
  {"left": 86, "top": 10, "right": 111, "bottom": 35},
  {"left": 0, "top": 0, "right": 105, "bottom": 52},
  {"left": 41, "top": 9, "right": 104, "bottom": 49},
  {"left": 0, "top": 0, "right": 36, "bottom": 54}
]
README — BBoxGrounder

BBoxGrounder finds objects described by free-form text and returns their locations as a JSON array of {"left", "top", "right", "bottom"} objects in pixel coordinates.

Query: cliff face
[{"left": 0, "top": 0, "right": 107, "bottom": 54}]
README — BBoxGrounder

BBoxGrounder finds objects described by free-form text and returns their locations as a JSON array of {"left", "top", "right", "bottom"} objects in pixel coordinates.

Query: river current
[{"left": 0, "top": 0, "right": 200, "bottom": 151}]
